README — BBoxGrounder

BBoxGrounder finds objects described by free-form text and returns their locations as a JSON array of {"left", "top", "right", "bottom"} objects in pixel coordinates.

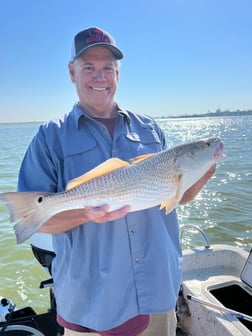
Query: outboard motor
[
  {"left": 30, "top": 233, "right": 55, "bottom": 275},
  {"left": 30, "top": 233, "right": 57, "bottom": 311}
]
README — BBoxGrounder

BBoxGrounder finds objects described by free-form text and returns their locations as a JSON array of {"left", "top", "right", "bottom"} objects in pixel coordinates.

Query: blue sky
[{"left": 1, "top": 0, "right": 251, "bottom": 122}]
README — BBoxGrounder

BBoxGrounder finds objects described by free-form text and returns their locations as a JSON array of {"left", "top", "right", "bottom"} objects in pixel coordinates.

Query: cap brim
[{"left": 72, "top": 43, "right": 123, "bottom": 62}]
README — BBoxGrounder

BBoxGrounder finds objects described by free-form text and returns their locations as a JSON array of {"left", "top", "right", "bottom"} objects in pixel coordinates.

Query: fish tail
[{"left": 0, "top": 191, "right": 51, "bottom": 243}]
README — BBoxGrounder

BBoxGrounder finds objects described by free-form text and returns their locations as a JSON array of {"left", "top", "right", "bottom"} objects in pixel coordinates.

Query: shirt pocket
[
  {"left": 62, "top": 136, "right": 99, "bottom": 183},
  {"left": 124, "top": 126, "right": 162, "bottom": 158},
  {"left": 126, "top": 129, "right": 161, "bottom": 144},
  {"left": 125, "top": 119, "right": 162, "bottom": 144}
]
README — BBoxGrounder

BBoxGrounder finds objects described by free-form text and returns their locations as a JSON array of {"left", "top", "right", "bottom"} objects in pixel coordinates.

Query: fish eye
[{"left": 37, "top": 196, "right": 43, "bottom": 203}]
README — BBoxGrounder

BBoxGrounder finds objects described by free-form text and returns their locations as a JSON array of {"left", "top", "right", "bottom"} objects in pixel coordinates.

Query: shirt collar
[
  {"left": 116, "top": 104, "right": 130, "bottom": 124},
  {"left": 72, "top": 102, "right": 130, "bottom": 130}
]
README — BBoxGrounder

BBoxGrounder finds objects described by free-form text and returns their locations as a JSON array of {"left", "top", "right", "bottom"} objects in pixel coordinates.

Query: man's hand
[
  {"left": 39, "top": 205, "right": 131, "bottom": 234},
  {"left": 83, "top": 204, "right": 131, "bottom": 223}
]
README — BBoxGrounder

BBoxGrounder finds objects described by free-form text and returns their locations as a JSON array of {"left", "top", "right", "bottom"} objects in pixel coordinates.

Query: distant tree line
[
  {"left": 204, "top": 109, "right": 252, "bottom": 117},
  {"left": 158, "top": 109, "right": 252, "bottom": 119}
]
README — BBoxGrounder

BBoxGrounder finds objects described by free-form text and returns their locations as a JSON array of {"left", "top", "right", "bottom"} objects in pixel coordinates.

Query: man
[{"left": 18, "top": 27, "right": 215, "bottom": 336}]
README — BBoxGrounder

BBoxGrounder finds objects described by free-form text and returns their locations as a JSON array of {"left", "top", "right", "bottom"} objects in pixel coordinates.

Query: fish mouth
[{"left": 214, "top": 141, "right": 225, "bottom": 160}]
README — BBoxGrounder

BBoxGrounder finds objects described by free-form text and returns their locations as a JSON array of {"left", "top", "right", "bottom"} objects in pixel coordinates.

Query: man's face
[{"left": 69, "top": 46, "right": 119, "bottom": 117}]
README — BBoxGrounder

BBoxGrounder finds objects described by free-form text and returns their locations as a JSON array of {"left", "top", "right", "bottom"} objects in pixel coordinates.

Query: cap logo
[{"left": 86, "top": 28, "right": 110, "bottom": 45}]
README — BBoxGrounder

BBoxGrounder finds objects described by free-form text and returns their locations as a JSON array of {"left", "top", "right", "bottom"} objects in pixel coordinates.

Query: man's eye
[
  {"left": 83, "top": 66, "right": 93, "bottom": 72},
  {"left": 104, "top": 66, "right": 114, "bottom": 72}
]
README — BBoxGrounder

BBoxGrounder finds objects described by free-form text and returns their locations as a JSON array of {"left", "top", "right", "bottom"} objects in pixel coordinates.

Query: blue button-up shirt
[{"left": 18, "top": 104, "right": 182, "bottom": 330}]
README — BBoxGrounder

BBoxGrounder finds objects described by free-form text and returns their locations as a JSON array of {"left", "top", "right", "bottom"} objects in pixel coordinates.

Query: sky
[{"left": 0, "top": 0, "right": 251, "bottom": 122}]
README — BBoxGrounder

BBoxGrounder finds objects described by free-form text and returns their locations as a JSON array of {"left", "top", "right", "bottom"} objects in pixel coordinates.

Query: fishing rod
[{"left": 187, "top": 294, "right": 252, "bottom": 323}]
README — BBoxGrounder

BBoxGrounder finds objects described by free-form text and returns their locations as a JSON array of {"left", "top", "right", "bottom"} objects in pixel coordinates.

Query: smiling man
[
  {"left": 68, "top": 46, "right": 119, "bottom": 118},
  {"left": 18, "top": 27, "right": 215, "bottom": 336}
]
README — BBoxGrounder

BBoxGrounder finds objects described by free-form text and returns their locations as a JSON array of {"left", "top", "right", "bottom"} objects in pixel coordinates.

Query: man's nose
[{"left": 93, "top": 69, "right": 105, "bottom": 80}]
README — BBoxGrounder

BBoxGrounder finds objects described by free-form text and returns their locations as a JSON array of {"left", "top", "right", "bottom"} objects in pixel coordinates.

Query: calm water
[{"left": 0, "top": 116, "right": 251, "bottom": 312}]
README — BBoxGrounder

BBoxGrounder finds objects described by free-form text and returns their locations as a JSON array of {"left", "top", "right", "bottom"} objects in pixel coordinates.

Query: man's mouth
[{"left": 90, "top": 87, "right": 107, "bottom": 91}]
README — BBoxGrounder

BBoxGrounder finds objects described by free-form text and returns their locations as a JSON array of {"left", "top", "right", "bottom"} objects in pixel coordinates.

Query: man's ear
[{"left": 68, "top": 62, "right": 75, "bottom": 83}]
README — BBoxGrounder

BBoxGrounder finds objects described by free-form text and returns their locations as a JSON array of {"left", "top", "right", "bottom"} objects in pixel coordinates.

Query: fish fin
[
  {"left": 130, "top": 153, "right": 155, "bottom": 164},
  {"left": 66, "top": 158, "right": 130, "bottom": 191},
  {"left": 160, "top": 199, "right": 178, "bottom": 214},
  {"left": 0, "top": 191, "right": 51, "bottom": 243},
  {"left": 160, "top": 175, "right": 183, "bottom": 214}
]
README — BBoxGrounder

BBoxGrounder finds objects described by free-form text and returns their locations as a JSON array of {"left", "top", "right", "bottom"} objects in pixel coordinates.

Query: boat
[{"left": 1, "top": 226, "right": 252, "bottom": 335}]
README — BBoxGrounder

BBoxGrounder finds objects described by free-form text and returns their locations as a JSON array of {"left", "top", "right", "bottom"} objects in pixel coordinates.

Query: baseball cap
[{"left": 70, "top": 27, "right": 124, "bottom": 62}]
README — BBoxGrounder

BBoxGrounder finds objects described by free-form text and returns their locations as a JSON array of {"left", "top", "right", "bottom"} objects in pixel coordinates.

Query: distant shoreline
[
  {"left": 0, "top": 110, "right": 251, "bottom": 124},
  {"left": 0, "top": 121, "right": 43, "bottom": 125}
]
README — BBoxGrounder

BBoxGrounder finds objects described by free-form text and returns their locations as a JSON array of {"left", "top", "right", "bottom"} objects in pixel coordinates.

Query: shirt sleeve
[{"left": 18, "top": 125, "right": 58, "bottom": 192}]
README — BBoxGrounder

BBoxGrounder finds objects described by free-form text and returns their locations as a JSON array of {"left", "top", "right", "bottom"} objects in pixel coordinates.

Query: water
[{"left": 0, "top": 116, "right": 251, "bottom": 313}]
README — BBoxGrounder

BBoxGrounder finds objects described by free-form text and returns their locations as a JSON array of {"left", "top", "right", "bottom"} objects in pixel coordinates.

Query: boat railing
[{"left": 180, "top": 224, "right": 210, "bottom": 249}]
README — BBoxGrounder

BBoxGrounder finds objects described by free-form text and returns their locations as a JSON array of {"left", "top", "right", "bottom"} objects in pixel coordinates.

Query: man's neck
[{"left": 79, "top": 102, "right": 117, "bottom": 118}]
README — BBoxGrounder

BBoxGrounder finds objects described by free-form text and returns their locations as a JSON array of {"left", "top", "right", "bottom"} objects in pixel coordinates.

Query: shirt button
[
  {"left": 130, "top": 228, "right": 136, "bottom": 233},
  {"left": 135, "top": 257, "right": 141, "bottom": 263}
]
